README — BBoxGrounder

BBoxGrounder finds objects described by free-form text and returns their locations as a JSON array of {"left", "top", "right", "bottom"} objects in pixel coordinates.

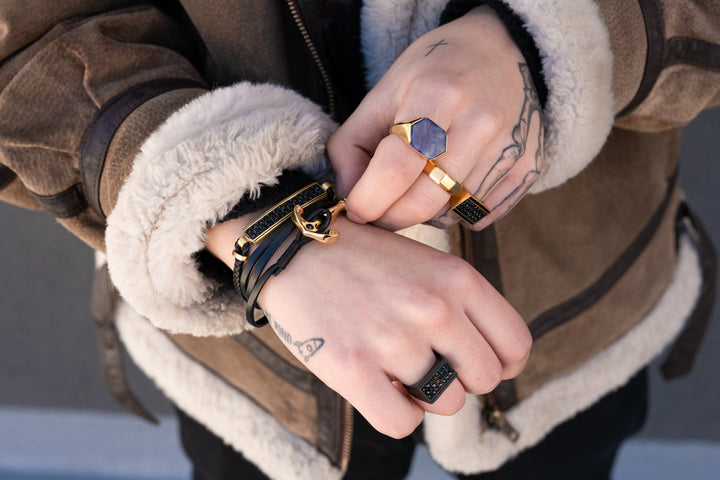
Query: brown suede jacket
[{"left": 1, "top": 1, "right": 718, "bottom": 478}]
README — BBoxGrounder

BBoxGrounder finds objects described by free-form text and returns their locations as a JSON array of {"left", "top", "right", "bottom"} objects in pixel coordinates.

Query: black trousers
[{"left": 177, "top": 369, "right": 648, "bottom": 480}]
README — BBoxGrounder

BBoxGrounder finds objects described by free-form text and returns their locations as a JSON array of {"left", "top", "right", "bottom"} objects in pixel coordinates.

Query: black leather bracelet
[{"left": 236, "top": 204, "right": 335, "bottom": 327}]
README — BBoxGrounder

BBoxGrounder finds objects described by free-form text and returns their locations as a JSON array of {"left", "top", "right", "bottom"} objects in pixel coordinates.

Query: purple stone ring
[
  {"left": 390, "top": 117, "right": 447, "bottom": 160},
  {"left": 390, "top": 117, "right": 492, "bottom": 226}
]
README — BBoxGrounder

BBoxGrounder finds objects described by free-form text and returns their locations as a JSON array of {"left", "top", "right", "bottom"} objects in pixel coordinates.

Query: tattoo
[
  {"left": 272, "top": 318, "right": 293, "bottom": 345},
  {"left": 267, "top": 312, "right": 325, "bottom": 363},
  {"left": 294, "top": 338, "right": 325, "bottom": 362},
  {"left": 425, "top": 39, "right": 448, "bottom": 56},
  {"left": 433, "top": 63, "right": 544, "bottom": 228}
]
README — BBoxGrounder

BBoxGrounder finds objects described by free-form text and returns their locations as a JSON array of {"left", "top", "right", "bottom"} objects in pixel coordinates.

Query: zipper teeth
[
  {"left": 286, "top": 0, "right": 336, "bottom": 118},
  {"left": 339, "top": 399, "right": 354, "bottom": 471}
]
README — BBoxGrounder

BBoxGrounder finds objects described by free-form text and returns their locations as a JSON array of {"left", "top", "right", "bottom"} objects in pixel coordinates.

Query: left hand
[{"left": 328, "top": 6, "right": 544, "bottom": 231}]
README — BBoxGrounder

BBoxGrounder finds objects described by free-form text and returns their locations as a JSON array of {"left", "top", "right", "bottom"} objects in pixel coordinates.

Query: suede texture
[
  {"left": 2, "top": 1, "right": 719, "bottom": 477},
  {"left": 100, "top": 88, "right": 206, "bottom": 216},
  {"left": 497, "top": 127, "right": 681, "bottom": 323},
  {"left": 168, "top": 331, "right": 320, "bottom": 446},
  {"left": 597, "top": 0, "right": 648, "bottom": 114},
  {"left": 614, "top": 0, "right": 720, "bottom": 130}
]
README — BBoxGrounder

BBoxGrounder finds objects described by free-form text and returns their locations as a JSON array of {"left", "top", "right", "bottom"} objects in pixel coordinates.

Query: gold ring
[
  {"left": 422, "top": 159, "right": 491, "bottom": 225},
  {"left": 423, "top": 159, "right": 462, "bottom": 195},
  {"left": 391, "top": 117, "right": 492, "bottom": 225}
]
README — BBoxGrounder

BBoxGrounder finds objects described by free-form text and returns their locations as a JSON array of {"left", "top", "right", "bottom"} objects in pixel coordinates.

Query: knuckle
[
  {"left": 345, "top": 194, "right": 379, "bottom": 223},
  {"left": 418, "top": 295, "right": 454, "bottom": 328},
  {"left": 470, "top": 358, "right": 502, "bottom": 394},
  {"left": 334, "top": 346, "right": 369, "bottom": 374},
  {"left": 442, "top": 390, "right": 467, "bottom": 415},
  {"left": 382, "top": 150, "right": 417, "bottom": 184},
  {"left": 502, "top": 324, "right": 532, "bottom": 378},
  {"left": 473, "top": 104, "right": 505, "bottom": 139},
  {"left": 437, "top": 257, "right": 476, "bottom": 290},
  {"left": 409, "top": 74, "right": 465, "bottom": 110}
]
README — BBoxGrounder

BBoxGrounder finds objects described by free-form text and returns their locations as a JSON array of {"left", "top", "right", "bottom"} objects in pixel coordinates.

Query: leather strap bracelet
[{"left": 232, "top": 182, "right": 346, "bottom": 327}]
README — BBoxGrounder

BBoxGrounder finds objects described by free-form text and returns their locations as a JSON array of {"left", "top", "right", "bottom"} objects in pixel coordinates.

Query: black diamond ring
[{"left": 403, "top": 355, "right": 458, "bottom": 404}]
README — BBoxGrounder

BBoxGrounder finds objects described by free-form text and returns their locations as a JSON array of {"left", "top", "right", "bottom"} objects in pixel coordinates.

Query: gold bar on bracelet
[{"left": 239, "top": 182, "right": 333, "bottom": 247}]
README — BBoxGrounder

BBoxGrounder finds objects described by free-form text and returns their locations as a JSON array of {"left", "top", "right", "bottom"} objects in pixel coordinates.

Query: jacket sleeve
[
  {"left": 0, "top": 1, "right": 337, "bottom": 336},
  {"left": 0, "top": 1, "right": 207, "bottom": 249},
  {"left": 487, "top": 0, "right": 720, "bottom": 191},
  {"left": 406, "top": 0, "right": 719, "bottom": 192},
  {"left": 599, "top": 0, "right": 720, "bottom": 130}
]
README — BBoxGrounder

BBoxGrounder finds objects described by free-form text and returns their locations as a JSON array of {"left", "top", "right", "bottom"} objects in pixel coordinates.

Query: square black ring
[{"left": 403, "top": 356, "right": 458, "bottom": 404}]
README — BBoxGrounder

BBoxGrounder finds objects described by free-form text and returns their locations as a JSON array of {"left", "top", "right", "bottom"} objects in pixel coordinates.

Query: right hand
[{"left": 253, "top": 217, "right": 531, "bottom": 438}]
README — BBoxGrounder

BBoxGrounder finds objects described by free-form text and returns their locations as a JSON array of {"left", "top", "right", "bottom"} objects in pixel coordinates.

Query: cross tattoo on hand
[{"left": 426, "top": 39, "right": 448, "bottom": 56}]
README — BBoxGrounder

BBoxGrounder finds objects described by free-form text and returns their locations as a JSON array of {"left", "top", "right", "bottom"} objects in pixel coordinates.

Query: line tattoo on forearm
[
  {"left": 266, "top": 312, "right": 325, "bottom": 363},
  {"left": 432, "top": 63, "right": 544, "bottom": 228}
]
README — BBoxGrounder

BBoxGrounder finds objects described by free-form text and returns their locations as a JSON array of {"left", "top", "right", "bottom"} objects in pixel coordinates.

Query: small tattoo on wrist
[
  {"left": 267, "top": 312, "right": 325, "bottom": 363},
  {"left": 294, "top": 338, "right": 325, "bottom": 362}
]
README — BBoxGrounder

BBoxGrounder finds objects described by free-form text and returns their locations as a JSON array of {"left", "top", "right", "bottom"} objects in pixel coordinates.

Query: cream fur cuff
[
  {"left": 106, "top": 82, "right": 335, "bottom": 336},
  {"left": 360, "top": 0, "right": 615, "bottom": 193}
]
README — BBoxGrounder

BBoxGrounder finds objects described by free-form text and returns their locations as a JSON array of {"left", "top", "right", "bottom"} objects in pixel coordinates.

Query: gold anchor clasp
[{"left": 291, "top": 200, "right": 346, "bottom": 244}]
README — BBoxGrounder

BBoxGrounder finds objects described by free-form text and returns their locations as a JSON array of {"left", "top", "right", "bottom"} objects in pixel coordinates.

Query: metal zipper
[
  {"left": 339, "top": 398, "right": 354, "bottom": 471},
  {"left": 285, "top": 0, "right": 336, "bottom": 118},
  {"left": 483, "top": 392, "right": 519, "bottom": 442}
]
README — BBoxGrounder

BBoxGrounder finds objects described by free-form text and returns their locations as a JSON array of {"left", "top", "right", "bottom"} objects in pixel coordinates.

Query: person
[{"left": 0, "top": 1, "right": 717, "bottom": 479}]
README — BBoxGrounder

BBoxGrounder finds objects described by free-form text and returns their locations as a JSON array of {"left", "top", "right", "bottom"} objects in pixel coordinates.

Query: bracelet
[
  {"left": 232, "top": 182, "right": 346, "bottom": 327},
  {"left": 232, "top": 182, "right": 335, "bottom": 264}
]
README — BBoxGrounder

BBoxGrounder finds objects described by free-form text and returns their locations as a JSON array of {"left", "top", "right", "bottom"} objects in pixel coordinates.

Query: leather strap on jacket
[
  {"left": 661, "top": 203, "right": 717, "bottom": 380},
  {"left": 79, "top": 78, "right": 206, "bottom": 220},
  {"left": 617, "top": 0, "right": 665, "bottom": 117},
  {"left": 91, "top": 263, "right": 158, "bottom": 424},
  {"left": 30, "top": 183, "right": 88, "bottom": 218},
  {"left": 0, "top": 166, "right": 16, "bottom": 191}
]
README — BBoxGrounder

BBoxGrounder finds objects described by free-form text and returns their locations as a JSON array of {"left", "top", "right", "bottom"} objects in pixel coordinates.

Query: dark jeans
[{"left": 177, "top": 369, "right": 648, "bottom": 480}]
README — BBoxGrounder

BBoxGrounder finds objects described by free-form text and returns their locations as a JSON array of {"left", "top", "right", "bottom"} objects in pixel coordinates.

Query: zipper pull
[{"left": 483, "top": 394, "right": 520, "bottom": 442}]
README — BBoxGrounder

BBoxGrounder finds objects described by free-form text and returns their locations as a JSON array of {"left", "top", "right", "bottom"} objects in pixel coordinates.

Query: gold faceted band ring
[{"left": 391, "top": 117, "right": 491, "bottom": 225}]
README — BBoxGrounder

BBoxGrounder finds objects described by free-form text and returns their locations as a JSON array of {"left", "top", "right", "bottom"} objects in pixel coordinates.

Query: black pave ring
[{"left": 403, "top": 355, "right": 458, "bottom": 404}]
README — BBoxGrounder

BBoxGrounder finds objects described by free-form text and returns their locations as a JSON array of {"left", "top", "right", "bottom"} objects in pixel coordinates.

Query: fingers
[
  {"left": 328, "top": 98, "right": 390, "bottom": 197},
  {"left": 342, "top": 369, "right": 426, "bottom": 439},
  {"left": 458, "top": 107, "right": 545, "bottom": 230},
  {"left": 345, "top": 134, "right": 430, "bottom": 224},
  {"left": 456, "top": 266, "right": 532, "bottom": 380}
]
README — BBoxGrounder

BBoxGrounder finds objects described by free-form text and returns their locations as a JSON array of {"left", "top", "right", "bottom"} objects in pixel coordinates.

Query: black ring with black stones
[{"left": 403, "top": 355, "right": 458, "bottom": 404}]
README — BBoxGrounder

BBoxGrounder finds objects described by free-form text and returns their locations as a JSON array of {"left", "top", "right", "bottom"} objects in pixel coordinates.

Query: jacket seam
[{"left": 528, "top": 171, "right": 678, "bottom": 340}]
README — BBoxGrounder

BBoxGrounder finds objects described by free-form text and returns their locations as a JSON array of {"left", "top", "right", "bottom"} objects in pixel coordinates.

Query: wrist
[{"left": 205, "top": 216, "right": 254, "bottom": 270}]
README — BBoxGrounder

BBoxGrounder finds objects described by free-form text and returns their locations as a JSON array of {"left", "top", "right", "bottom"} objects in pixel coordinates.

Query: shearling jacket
[{"left": 1, "top": 1, "right": 718, "bottom": 479}]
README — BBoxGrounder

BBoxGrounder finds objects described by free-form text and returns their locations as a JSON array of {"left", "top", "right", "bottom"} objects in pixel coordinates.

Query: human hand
[
  {"left": 328, "top": 6, "right": 544, "bottom": 231},
  {"left": 207, "top": 216, "right": 531, "bottom": 438}
]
